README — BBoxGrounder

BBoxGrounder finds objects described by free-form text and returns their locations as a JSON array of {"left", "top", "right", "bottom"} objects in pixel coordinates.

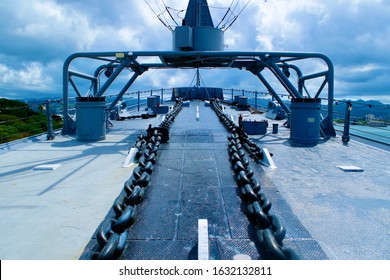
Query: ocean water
[{"left": 334, "top": 124, "right": 390, "bottom": 145}]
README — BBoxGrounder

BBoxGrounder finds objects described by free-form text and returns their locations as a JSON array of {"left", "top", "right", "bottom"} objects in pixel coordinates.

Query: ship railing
[
  {"left": 331, "top": 100, "right": 390, "bottom": 145},
  {"left": 0, "top": 99, "right": 63, "bottom": 144},
  {"left": 52, "top": 90, "right": 390, "bottom": 145},
  {"left": 2, "top": 88, "right": 389, "bottom": 146}
]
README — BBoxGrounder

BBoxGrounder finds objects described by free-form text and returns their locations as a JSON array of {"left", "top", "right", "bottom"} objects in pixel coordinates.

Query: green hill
[{"left": 0, "top": 98, "right": 61, "bottom": 143}]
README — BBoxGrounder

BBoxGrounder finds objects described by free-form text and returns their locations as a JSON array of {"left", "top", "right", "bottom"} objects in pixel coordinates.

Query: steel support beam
[
  {"left": 95, "top": 60, "right": 128, "bottom": 97},
  {"left": 300, "top": 71, "right": 328, "bottom": 81},
  {"left": 278, "top": 63, "right": 304, "bottom": 95},
  {"left": 93, "top": 65, "right": 109, "bottom": 96},
  {"left": 267, "top": 66, "right": 296, "bottom": 98},
  {"left": 268, "top": 61, "right": 303, "bottom": 98},
  {"left": 314, "top": 77, "right": 328, "bottom": 99},
  {"left": 254, "top": 71, "right": 291, "bottom": 115},
  {"left": 302, "top": 84, "right": 312, "bottom": 98},
  {"left": 62, "top": 50, "right": 335, "bottom": 137},
  {"left": 69, "top": 77, "right": 82, "bottom": 97},
  {"left": 62, "top": 56, "right": 72, "bottom": 135},
  {"left": 93, "top": 64, "right": 123, "bottom": 96},
  {"left": 107, "top": 72, "right": 141, "bottom": 112},
  {"left": 69, "top": 70, "right": 97, "bottom": 81}
]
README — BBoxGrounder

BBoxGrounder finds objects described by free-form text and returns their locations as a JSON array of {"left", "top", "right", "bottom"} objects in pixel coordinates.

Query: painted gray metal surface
[
  {"left": 184, "top": 0, "right": 215, "bottom": 27},
  {"left": 0, "top": 110, "right": 164, "bottom": 259},
  {"left": 61, "top": 50, "right": 335, "bottom": 138},
  {"left": 80, "top": 101, "right": 327, "bottom": 260},
  {"left": 0, "top": 102, "right": 388, "bottom": 259},
  {"left": 289, "top": 98, "right": 322, "bottom": 145},
  {"left": 173, "top": 0, "right": 224, "bottom": 51},
  {"left": 1, "top": 0, "right": 386, "bottom": 261},
  {"left": 230, "top": 112, "right": 390, "bottom": 260},
  {"left": 0, "top": 135, "right": 133, "bottom": 259}
]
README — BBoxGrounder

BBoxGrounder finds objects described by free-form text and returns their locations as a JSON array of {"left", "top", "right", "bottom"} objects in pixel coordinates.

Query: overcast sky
[{"left": 0, "top": 0, "right": 389, "bottom": 103}]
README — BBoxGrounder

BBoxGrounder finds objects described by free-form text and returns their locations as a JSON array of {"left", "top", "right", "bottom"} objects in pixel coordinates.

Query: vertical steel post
[
  {"left": 62, "top": 56, "right": 71, "bottom": 135},
  {"left": 327, "top": 70, "right": 335, "bottom": 136},
  {"left": 286, "top": 64, "right": 304, "bottom": 95},
  {"left": 46, "top": 100, "right": 55, "bottom": 140},
  {"left": 93, "top": 64, "right": 110, "bottom": 96},
  {"left": 161, "top": 88, "right": 164, "bottom": 104},
  {"left": 255, "top": 91, "right": 258, "bottom": 110},
  {"left": 138, "top": 91, "right": 140, "bottom": 111},
  {"left": 93, "top": 78, "right": 98, "bottom": 96},
  {"left": 268, "top": 61, "right": 303, "bottom": 98},
  {"left": 342, "top": 100, "right": 352, "bottom": 144}
]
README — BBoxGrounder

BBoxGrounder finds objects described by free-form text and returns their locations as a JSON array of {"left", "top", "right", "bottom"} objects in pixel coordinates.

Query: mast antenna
[{"left": 143, "top": 0, "right": 256, "bottom": 31}]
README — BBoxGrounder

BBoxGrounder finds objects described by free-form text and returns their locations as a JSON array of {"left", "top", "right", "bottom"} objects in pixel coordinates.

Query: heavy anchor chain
[
  {"left": 82, "top": 100, "right": 183, "bottom": 260},
  {"left": 211, "top": 100, "right": 266, "bottom": 163},
  {"left": 211, "top": 99, "right": 300, "bottom": 260}
]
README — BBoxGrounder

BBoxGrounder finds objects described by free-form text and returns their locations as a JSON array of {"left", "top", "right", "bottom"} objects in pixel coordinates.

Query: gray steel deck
[
  {"left": 227, "top": 107, "right": 390, "bottom": 260},
  {"left": 81, "top": 101, "right": 325, "bottom": 260},
  {"left": 0, "top": 116, "right": 161, "bottom": 259},
  {"left": 0, "top": 101, "right": 388, "bottom": 260},
  {"left": 254, "top": 126, "right": 390, "bottom": 259}
]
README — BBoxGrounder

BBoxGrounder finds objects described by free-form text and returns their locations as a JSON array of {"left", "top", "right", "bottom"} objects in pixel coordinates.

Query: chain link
[
  {"left": 82, "top": 101, "right": 183, "bottom": 260},
  {"left": 83, "top": 99, "right": 299, "bottom": 260},
  {"left": 211, "top": 99, "right": 300, "bottom": 260}
]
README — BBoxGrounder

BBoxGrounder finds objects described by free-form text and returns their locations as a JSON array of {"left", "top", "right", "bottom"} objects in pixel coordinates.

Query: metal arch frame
[{"left": 62, "top": 50, "right": 335, "bottom": 137}]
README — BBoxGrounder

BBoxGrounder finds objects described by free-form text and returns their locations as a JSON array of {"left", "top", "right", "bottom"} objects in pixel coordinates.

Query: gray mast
[
  {"left": 184, "top": 0, "right": 214, "bottom": 27},
  {"left": 173, "top": 0, "right": 224, "bottom": 51}
]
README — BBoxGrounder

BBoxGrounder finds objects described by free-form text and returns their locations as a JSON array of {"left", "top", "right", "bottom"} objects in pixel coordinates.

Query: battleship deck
[
  {"left": 81, "top": 101, "right": 325, "bottom": 260},
  {"left": 0, "top": 101, "right": 389, "bottom": 260}
]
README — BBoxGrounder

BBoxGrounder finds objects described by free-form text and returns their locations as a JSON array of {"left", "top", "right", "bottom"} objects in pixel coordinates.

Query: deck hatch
[
  {"left": 337, "top": 165, "right": 364, "bottom": 172},
  {"left": 33, "top": 164, "right": 61, "bottom": 171}
]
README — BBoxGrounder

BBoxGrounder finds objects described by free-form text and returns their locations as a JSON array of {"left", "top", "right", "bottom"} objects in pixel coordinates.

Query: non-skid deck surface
[{"left": 81, "top": 101, "right": 327, "bottom": 260}]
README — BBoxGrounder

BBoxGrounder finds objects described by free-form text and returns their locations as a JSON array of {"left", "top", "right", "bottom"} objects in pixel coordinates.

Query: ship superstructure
[{"left": 0, "top": 0, "right": 388, "bottom": 260}]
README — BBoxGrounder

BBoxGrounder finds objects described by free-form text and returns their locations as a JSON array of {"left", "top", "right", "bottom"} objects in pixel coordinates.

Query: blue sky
[{"left": 0, "top": 0, "right": 389, "bottom": 103}]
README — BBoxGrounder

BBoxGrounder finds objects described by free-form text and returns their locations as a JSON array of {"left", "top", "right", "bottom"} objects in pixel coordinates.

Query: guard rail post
[
  {"left": 46, "top": 100, "right": 55, "bottom": 140},
  {"left": 342, "top": 100, "right": 352, "bottom": 144}
]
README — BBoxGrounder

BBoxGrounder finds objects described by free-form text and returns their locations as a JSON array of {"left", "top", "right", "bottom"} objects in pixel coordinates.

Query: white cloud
[
  {"left": 0, "top": 0, "right": 389, "bottom": 103},
  {"left": 1, "top": 0, "right": 151, "bottom": 56},
  {"left": 0, "top": 62, "right": 53, "bottom": 91},
  {"left": 137, "top": 69, "right": 193, "bottom": 89},
  {"left": 11, "top": 0, "right": 96, "bottom": 51}
]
